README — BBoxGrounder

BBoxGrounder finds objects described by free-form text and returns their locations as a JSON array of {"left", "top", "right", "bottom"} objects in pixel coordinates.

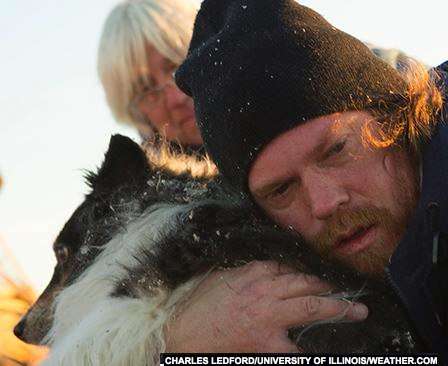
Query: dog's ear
[{"left": 86, "top": 135, "right": 151, "bottom": 194}]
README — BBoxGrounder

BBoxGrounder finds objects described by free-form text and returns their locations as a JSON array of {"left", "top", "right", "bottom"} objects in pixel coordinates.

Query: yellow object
[{"left": 0, "top": 239, "right": 48, "bottom": 365}]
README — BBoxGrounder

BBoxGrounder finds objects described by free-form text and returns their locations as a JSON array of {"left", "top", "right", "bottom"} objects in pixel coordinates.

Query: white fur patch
[
  {"left": 42, "top": 203, "right": 203, "bottom": 366},
  {"left": 42, "top": 279, "right": 202, "bottom": 366}
]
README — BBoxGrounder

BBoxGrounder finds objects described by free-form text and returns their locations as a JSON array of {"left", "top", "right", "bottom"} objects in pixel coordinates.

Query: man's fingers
[
  {"left": 270, "top": 273, "right": 333, "bottom": 299},
  {"left": 276, "top": 296, "right": 369, "bottom": 327}
]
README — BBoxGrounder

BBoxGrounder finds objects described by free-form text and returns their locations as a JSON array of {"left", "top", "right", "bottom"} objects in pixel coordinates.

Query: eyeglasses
[{"left": 128, "top": 70, "right": 177, "bottom": 122}]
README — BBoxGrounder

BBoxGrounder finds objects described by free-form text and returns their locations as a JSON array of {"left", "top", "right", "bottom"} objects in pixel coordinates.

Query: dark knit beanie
[{"left": 175, "top": 0, "right": 407, "bottom": 193}]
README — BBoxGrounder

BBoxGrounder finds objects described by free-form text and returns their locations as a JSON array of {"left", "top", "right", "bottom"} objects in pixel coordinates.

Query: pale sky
[{"left": 0, "top": 0, "right": 447, "bottom": 292}]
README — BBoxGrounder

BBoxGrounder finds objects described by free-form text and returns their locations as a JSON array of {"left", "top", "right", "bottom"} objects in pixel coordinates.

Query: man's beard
[
  {"left": 311, "top": 206, "right": 403, "bottom": 277},
  {"left": 310, "top": 164, "right": 419, "bottom": 278}
]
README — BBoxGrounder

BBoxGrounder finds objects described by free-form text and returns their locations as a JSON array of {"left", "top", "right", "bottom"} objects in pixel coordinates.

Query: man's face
[{"left": 248, "top": 111, "right": 419, "bottom": 277}]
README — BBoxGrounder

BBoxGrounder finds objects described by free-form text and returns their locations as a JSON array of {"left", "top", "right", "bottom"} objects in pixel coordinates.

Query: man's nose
[{"left": 304, "top": 173, "right": 349, "bottom": 220}]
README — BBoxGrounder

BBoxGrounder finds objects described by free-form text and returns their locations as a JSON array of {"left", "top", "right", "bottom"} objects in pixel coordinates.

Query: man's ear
[{"left": 86, "top": 135, "right": 151, "bottom": 194}]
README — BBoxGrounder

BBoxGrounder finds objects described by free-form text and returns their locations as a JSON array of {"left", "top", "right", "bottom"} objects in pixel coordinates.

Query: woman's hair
[
  {"left": 363, "top": 61, "right": 444, "bottom": 155},
  {"left": 97, "top": 0, "right": 199, "bottom": 125}
]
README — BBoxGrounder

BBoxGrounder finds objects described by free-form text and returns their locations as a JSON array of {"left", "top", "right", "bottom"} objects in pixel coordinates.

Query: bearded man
[{"left": 167, "top": 0, "right": 448, "bottom": 358}]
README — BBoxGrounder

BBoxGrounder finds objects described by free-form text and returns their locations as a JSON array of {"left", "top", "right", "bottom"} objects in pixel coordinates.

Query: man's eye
[
  {"left": 271, "top": 182, "right": 291, "bottom": 196},
  {"left": 263, "top": 181, "right": 296, "bottom": 209},
  {"left": 326, "top": 140, "right": 346, "bottom": 158}
]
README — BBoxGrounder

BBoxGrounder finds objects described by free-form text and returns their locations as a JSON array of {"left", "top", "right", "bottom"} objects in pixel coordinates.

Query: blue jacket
[{"left": 387, "top": 61, "right": 448, "bottom": 361}]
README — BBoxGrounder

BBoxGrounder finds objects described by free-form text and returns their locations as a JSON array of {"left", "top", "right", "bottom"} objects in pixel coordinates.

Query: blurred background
[{"left": 0, "top": 0, "right": 446, "bottom": 294}]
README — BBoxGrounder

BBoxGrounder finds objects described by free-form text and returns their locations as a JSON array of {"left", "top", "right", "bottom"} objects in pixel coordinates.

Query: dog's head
[{"left": 14, "top": 135, "right": 152, "bottom": 345}]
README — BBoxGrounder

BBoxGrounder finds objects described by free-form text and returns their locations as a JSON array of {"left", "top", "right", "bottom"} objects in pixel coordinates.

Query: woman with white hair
[{"left": 98, "top": 0, "right": 203, "bottom": 150}]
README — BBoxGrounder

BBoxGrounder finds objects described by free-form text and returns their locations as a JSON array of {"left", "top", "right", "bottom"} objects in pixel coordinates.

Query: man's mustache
[{"left": 312, "top": 205, "right": 397, "bottom": 257}]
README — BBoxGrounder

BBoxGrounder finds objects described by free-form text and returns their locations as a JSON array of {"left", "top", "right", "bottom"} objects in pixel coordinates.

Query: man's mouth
[{"left": 333, "top": 225, "right": 376, "bottom": 255}]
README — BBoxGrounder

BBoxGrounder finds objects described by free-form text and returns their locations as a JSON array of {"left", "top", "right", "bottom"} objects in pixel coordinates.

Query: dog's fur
[{"left": 16, "top": 135, "right": 421, "bottom": 365}]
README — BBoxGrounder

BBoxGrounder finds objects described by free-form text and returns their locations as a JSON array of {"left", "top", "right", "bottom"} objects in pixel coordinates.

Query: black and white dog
[{"left": 15, "top": 135, "right": 419, "bottom": 365}]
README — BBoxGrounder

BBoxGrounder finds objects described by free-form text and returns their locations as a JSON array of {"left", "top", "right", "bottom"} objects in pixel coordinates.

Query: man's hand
[{"left": 165, "top": 261, "right": 368, "bottom": 352}]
